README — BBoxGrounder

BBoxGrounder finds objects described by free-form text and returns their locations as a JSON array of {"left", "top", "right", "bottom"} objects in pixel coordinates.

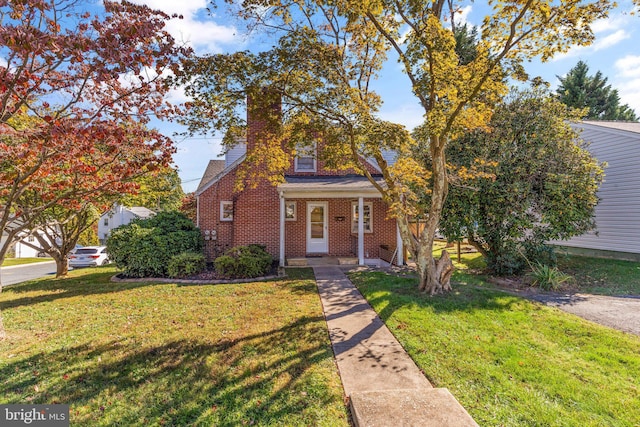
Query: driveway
[
  {"left": 0, "top": 261, "right": 57, "bottom": 288},
  {"left": 526, "top": 292, "right": 640, "bottom": 336}
]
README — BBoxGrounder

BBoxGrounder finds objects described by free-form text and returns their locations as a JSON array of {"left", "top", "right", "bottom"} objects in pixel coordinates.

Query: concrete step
[{"left": 350, "top": 388, "right": 479, "bottom": 427}]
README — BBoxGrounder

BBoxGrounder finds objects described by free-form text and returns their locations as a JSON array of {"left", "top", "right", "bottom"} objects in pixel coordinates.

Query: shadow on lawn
[
  {"left": 349, "top": 270, "right": 527, "bottom": 321},
  {"left": 1, "top": 269, "right": 176, "bottom": 310},
  {"left": 0, "top": 315, "right": 342, "bottom": 426}
]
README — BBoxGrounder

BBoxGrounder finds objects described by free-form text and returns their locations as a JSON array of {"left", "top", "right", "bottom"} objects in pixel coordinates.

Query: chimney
[{"left": 246, "top": 87, "right": 282, "bottom": 152}]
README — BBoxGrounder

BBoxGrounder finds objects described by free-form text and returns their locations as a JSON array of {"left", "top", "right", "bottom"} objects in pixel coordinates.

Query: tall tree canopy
[
  {"left": 0, "top": 0, "right": 190, "bottom": 339},
  {"left": 556, "top": 60, "right": 638, "bottom": 121},
  {"left": 437, "top": 88, "right": 604, "bottom": 275},
  {"left": 0, "top": 0, "right": 190, "bottom": 266},
  {"left": 180, "top": 0, "right": 612, "bottom": 294}
]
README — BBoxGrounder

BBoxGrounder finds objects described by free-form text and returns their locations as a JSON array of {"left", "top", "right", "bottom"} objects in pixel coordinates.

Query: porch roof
[{"left": 277, "top": 175, "right": 385, "bottom": 198}]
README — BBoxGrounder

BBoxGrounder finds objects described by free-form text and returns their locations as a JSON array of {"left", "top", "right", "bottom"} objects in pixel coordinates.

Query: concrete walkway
[{"left": 313, "top": 266, "right": 478, "bottom": 427}]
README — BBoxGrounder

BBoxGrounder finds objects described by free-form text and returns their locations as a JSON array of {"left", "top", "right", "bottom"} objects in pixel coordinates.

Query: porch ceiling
[{"left": 278, "top": 175, "right": 385, "bottom": 198}]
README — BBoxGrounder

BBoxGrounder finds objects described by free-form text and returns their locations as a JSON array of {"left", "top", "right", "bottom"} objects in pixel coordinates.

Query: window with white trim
[
  {"left": 285, "top": 201, "right": 297, "bottom": 221},
  {"left": 294, "top": 143, "right": 317, "bottom": 172},
  {"left": 351, "top": 202, "right": 373, "bottom": 233},
  {"left": 220, "top": 201, "right": 234, "bottom": 221}
]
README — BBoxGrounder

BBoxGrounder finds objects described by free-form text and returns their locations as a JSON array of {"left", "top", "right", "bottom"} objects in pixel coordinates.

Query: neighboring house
[
  {"left": 12, "top": 231, "right": 50, "bottom": 258},
  {"left": 554, "top": 120, "right": 640, "bottom": 260},
  {"left": 196, "top": 94, "right": 404, "bottom": 267},
  {"left": 98, "top": 205, "right": 155, "bottom": 244}
]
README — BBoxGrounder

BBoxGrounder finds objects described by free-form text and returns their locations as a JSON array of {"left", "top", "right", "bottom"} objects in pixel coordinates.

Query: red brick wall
[
  {"left": 283, "top": 198, "right": 396, "bottom": 259},
  {"left": 197, "top": 90, "right": 396, "bottom": 263},
  {"left": 197, "top": 167, "right": 238, "bottom": 260}
]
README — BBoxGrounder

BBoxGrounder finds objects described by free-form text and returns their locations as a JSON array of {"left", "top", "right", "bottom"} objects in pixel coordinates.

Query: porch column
[
  {"left": 279, "top": 192, "right": 285, "bottom": 267},
  {"left": 396, "top": 224, "right": 404, "bottom": 266},
  {"left": 358, "top": 196, "right": 365, "bottom": 265}
]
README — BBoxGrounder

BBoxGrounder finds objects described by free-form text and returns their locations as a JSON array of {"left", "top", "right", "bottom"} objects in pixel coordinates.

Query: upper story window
[{"left": 294, "top": 143, "right": 317, "bottom": 172}]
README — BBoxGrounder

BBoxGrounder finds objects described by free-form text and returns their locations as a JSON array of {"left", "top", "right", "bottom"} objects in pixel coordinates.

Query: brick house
[{"left": 195, "top": 93, "right": 404, "bottom": 267}]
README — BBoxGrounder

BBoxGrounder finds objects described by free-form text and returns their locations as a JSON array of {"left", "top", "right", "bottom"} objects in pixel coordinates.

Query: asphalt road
[
  {"left": 0, "top": 261, "right": 57, "bottom": 288},
  {"left": 527, "top": 292, "right": 640, "bottom": 337}
]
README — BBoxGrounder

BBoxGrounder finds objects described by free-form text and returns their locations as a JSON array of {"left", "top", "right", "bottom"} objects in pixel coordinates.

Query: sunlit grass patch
[
  {"left": 0, "top": 266, "right": 348, "bottom": 426},
  {"left": 349, "top": 270, "right": 640, "bottom": 426}
]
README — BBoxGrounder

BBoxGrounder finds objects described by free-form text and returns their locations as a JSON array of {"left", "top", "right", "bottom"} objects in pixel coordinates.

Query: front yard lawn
[
  {"left": 0, "top": 267, "right": 348, "bottom": 426},
  {"left": 434, "top": 241, "right": 640, "bottom": 296},
  {"left": 349, "top": 270, "right": 640, "bottom": 426}
]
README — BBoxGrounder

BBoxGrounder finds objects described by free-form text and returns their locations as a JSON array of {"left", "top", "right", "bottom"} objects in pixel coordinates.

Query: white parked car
[{"left": 69, "top": 246, "right": 109, "bottom": 268}]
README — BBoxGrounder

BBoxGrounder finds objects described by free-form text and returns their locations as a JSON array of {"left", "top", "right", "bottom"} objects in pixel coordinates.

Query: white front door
[{"left": 307, "top": 202, "right": 328, "bottom": 253}]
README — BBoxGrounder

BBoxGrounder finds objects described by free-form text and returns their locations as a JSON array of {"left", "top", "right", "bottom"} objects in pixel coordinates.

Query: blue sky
[{"left": 129, "top": 0, "right": 640, "bottom": 193}]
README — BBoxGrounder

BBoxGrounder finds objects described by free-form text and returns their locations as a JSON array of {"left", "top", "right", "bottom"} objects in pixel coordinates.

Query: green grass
[
  {"left": 435, "top": 241, "right": 640, "bottom": 296},
  {"left": 0, "top": 267, "right": 348, "bottom": 426},
  {"left": 348, "top": 270, "right": 640, "bottom": 426},
  {"left": 2, "top": 257, "right": 53, "bottom": 267},
  {"left": 556, "top": 253, "right": 640, "bottom": 295}
]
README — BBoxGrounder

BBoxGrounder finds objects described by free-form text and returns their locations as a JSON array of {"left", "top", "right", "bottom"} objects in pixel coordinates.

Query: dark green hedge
[{"left": 107, "top": 211, "right": 203, "bottom": 278}]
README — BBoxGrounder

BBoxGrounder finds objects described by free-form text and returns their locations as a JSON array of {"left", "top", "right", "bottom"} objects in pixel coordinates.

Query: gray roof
[
  {"left": 128, "top": 207, "right": 155, "bottom": 218},
  {"left": 197, "top": 160, "right": 226, "bottom": 192},
  {"left": 581, "top": 121, "right": 640, "bottom": 135}
]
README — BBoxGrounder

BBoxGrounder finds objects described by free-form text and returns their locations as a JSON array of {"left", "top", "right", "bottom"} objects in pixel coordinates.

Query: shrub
[
  {"left": 107, "top": 211, "right": 203, "bottom": 278},
  {"left": 214, "top": 244, "right": 273, "bottom": 279},
  {"left": 168, "top": 252, "right": 206, "bottom": 278},
  {"left": 487, "top": 249, "right": 526, "bottom": 276}
]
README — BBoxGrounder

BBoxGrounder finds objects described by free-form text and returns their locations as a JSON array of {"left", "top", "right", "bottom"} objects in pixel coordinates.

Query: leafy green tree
[
  {"left": 437, "top": 89, "right": 604, "bottom": 275},
  {"left": 180, "top": 0, "right": 612, "bottom": 294},
  {"left": 119, "top": 166, "right": 185, "bottom": 212},
  {"left": 556, "top": 60, "right": 638, "bottom": 121}
]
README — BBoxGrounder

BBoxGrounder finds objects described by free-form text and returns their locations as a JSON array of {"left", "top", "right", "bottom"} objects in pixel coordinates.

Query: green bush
[
  {"left": 487, "top": 249, "right": 526, "bottom": 276},
  {"left": 167, "top": 252, "right": 206, "bottom": 278},
  {"left": 214, "top": 244, "right": 273, "bottom": 279},
  {"left": 106, "top": 211, "right": 203, "bottom": 278}
]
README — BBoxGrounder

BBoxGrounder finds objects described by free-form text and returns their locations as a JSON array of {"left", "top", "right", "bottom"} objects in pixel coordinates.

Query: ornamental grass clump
[{"left": 530, "top": 262, "right": 573, "bottom": 291}]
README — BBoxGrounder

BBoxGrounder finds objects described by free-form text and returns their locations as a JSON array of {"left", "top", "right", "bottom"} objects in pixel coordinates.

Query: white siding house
[
  {"left": 12, "top": 232, "right": 50, "bottom": 258},
  {"left": 98, "top": 205, "right": 155, "bottom": 244},
  {"left": 556, "top": 121, "right": 640, "bottom": 259}
]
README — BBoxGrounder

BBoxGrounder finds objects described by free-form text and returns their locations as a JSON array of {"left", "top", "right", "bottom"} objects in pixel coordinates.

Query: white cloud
[
  {"left": 455, "top": 5, "right": 473, "bottom": 26},
  {"left": 615, "top": 55, "right": 640, "bottom": 78},
  {"left": 591, "top": 29, "right": 630, "bottom": 51},
  {"left": 551, "top": 11, "right": 632, "bottom": 62},
  {"left": 614, "top": 55, "right": 640, "bottom": 115},
  {"left": 128, "top": 0, "right": 239, "bottom": 54}
]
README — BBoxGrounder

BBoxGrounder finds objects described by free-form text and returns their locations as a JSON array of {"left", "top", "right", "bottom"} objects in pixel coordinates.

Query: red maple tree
[{"left": 0, "top": 0, "right": 191, "bottom": 267}]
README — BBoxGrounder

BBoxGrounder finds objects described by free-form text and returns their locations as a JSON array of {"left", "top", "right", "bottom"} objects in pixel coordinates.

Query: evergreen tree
[{"left": 557, "top": 60, "right": 638, "bottom": 121}]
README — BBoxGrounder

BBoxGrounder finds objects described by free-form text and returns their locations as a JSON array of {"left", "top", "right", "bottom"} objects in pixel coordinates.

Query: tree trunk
[
  {"left": 54, "top": 254, "right": 69, "bottom": 277},
  {"left": 418, "top": 138, "right": 450, "bottom": 294},
  {"left": 0, "top": 249, "right": 5, "bottom": 340}
]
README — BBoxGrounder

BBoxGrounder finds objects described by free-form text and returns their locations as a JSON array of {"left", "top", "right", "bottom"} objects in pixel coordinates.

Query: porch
[{"left": 277, "top": 175, "right": 405, "bottom": 268}]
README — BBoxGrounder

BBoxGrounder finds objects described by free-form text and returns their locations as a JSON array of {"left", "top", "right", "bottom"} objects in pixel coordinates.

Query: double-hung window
[
  {"left": 220, "top": 201, "right": 234, "bottom": 221},
  {"left": 294, "top": 143, "right": 317, "bottom": 172}
]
